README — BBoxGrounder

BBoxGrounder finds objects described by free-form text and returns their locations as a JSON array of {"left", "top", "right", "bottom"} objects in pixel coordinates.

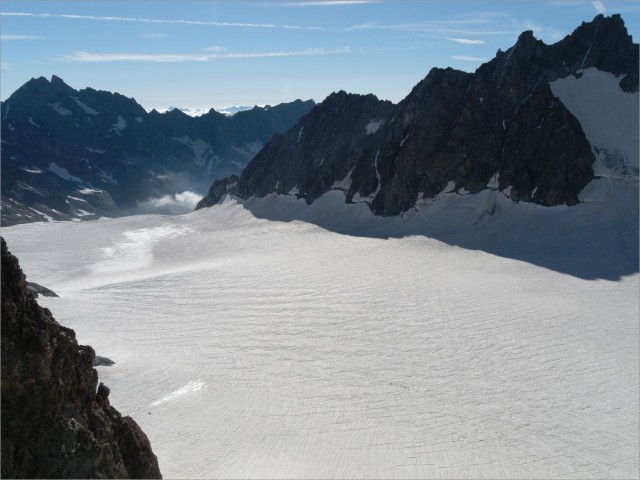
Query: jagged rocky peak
[
  {"left": 1, "top": 237, "right": 161, "bottom": 478},
  {"left": 233, "top": 91, "right": 394, "bottom": 204},
  {"left": 396, "top": 67, "right": 472, "bottom": 127},
  {"left": 344, "top": 67, "right": 474, "bottom": 216},
  {"left": 202, "top": 14, "right": 635, "bottom": 218},
  {"left": 551, "top": 13, "right": 638, "bottom": 90},
  {"left": 50, "top": 74, "right": 75, "bottom": 91}
]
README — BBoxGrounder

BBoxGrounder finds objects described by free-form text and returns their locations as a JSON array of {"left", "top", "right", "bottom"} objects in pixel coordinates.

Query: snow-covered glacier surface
[{"left": 3, "top": 184, "right": 639, "bottom": 479}]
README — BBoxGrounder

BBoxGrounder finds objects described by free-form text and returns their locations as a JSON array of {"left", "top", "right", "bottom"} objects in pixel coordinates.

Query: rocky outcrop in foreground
[{"left": 1, "top": 237, "right": 161, "bottom": 478}]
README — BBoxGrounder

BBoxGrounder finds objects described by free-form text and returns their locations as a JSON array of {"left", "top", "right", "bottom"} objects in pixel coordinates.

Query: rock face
[
  {"left": 235, "top": 91, "right": 394, "bottom": 202},
  {"left": 1, "top": 77, "right": 314, "bottom": 226},
  {"left": 195, "top": 174, "right": 239, "bottom": 209},
  {"left": 199, "top": 14, "right": 637, "bottom": 216},
  {"left": 1, "top": 237, "right": 161, "bottom": 478}
]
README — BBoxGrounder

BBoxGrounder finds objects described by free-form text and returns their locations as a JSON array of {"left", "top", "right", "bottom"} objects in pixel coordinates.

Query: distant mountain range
[
  {"left": 198, "top": 14, "right": 638, "bottom": 216},
  {"left": 1, "top": 78, "right": 314, "bottom": 226},
  {"left": 156, "top": 105, "right": 258, "bottom": 117}
]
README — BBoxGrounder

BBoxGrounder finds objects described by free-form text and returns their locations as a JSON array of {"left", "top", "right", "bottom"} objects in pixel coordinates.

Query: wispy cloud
[
  {"left": 343, "top": 11, "right": 568, "bottom": 40},
  {"left": 0, "top": 11, "right": 324, "bottom": 31},
  {"left": 346, "top": 24, "right": 516, "bottom": 36},
  {"left": 65, "top": 52, "right": 211, "bottom": 63},
  {"left": 548, "top": 0, "right": 635, "bottom": 12},
  {"left": 141, "top": 33, "right": 169, "bottom": 39},
  {"left": 204, "top": 46, "right": 227, "bottom": 52},
  {"left": 548, "top": 0, "right": 588, "bottom": 5},
  {"left": 267, "top": 0, "right": 379, "bottom": 5},
  {"left": 61, "top": 47, "right": 351, "bottom": 63},
  {"left": 342, "top": 15, "right": 519, "bottom": 36},
  {"left": 1, "top": 34, "right": 43, "bottom": 40},
  {"left": 452, "top": 55, "right": 487, "bottom": 62},
  {"left": 443, "top": 37, "right": 485, "bottom": 45}
]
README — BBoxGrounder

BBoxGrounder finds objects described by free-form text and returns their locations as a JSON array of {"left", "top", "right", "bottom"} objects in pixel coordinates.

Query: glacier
[{"left": 3, "top": 176, "right": 638, "bottom": 478}]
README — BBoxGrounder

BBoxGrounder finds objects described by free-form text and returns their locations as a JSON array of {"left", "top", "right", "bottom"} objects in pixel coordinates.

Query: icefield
[{"left": 3, "top": 174, "right": 639, "bottom": 479}]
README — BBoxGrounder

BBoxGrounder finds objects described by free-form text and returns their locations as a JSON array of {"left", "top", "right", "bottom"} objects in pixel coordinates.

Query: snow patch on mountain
[
  {"left": 48, "top": 103, "right": 72, "bottom": 117},
  {"left": 550, "top": 68, "right": 639, "bottom": 176},
  {"left": 440, "top": 181, "right": 456, "bottom": 196},
  {"left": 365, "top": 119, "right": 384, "bottom": 135},
  {"left": 75, "top": 209, "right": 94, "bottom": 217},
  {"left": 112, "top": 115, "right": 127, "bottom": 132},
  {"left": 27, "top": 208, "right": 54, "bottom": 222},
  {"left": 331, "top": 166, "right": 355, "bottom": 192},
  {"left": 244, "top": 139, "right": 263, "bottom": 154},
  {"left": 48, "top": 162, "right": 81, "bottom": 182},
  {"left": 78, "top": 188, "right": 103, "bottom": 195},
  {"left": 71, "top": 96, "right": 99, "bottom": 115},
  {"left": 487, "top": 173, "right": 500, "bottom": 189},
  {"left": 173, "top": 136, "right": 214, "bottom": 167},
  {"left": 98, "top": 171, "right": 118, "bottom": 184}
]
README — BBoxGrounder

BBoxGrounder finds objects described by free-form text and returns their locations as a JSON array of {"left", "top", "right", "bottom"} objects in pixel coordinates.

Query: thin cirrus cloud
[
  {"left": 452, "top": 55, "right": 487, "bottom": 62},
  {"left": 0, "top": 34, "right": 43, "bottom": 40},
  {"left": 443, "top": 37, "right": 485, "bottom": 45},
  {"left": 0, "top": 11, "right": 324, "bottom": 31},
  {"left": 343, "top": 12, "right": 539, "bottom": 37},
  {"left": 60, "top": 47, "right": 351, "bottom": 63},
  {"left": 592, "top": 1, "right": 606, "bottom": 13},
  {"left": 343, "top": 20, "right": 518, "bottom": 36},
  {"left": 266, "top": 0, "right": 380, "bottom": 5},
  {"left": 141, "top": 33, "right": 169, "bottom": 39}
]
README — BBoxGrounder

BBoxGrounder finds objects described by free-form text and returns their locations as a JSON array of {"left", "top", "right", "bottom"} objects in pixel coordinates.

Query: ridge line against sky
[{"left": 1, "top": 1, "right": 638, "bottom": 110}]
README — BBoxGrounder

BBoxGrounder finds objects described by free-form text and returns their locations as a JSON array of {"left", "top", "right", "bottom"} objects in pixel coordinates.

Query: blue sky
[{"left": 1, "top": 1, "right": 638, "bottom": 110}]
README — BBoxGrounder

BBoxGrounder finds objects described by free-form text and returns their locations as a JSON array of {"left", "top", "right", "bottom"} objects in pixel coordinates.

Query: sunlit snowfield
[{"left": 4, "top": 179, "right": 639, "bottom": 478}]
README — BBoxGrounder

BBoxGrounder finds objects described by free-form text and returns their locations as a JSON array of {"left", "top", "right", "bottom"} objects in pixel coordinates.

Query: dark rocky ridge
[
  {"left": 199, "top": 14, "right": 637, "bottom": 216},
  {"left": 1, "top": 77, "right": 314, "bottom": 226},
  {"left": 196, "top": 174, "right": 240, "bottom": 209},
  {"left": 26, "top": 281, "right": 59, "bottom": 298},
  {"left": 236, "top": 91, "right": 394, "bottom": 202},
  {"left": 1, "top": 237, "right": 161, "bottom": 478}
]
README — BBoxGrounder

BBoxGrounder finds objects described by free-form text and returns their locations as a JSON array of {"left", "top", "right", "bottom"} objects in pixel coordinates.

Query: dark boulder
[
  {"left": 93, "top": 356, "right": 116, "bottom": 367},
  {"left": 25, "top": 281, "right": 59, "bottom": 298}
]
